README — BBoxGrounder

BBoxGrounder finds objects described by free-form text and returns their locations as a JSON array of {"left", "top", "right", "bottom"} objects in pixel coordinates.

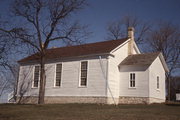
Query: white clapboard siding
[
  {"left": 107, "top": 42, "right": 129, "bottom": 98},
  {"left": 18, "top": 56, "right": 107, "bottom": 97},
  {"left": 119, "top": 66, "right": 149, "bottom": 97}
]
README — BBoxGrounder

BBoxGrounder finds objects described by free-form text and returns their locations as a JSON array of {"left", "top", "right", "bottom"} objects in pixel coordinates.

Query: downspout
[
  {"left": 15, "top": 65, "right": 21, "bottom": 103},
  {"left": 106, "top": 56, "right": 108, "bottom": 98},
  {"left": 99, "top": 56, "right": 116, "bottom": 104}
]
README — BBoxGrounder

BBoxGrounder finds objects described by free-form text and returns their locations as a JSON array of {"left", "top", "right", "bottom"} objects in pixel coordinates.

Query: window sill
[
  {"left": 78, "top": 86, "right": 87, "bottom": 88},
  {"left": 156, "top": 89, "right": 160, "bottom": 91},
  {"left": 53, "top": 86, "right": 61, "bottom": 89},
  {"left": 128, "top": 87, "right": 136, "bottom": 89},
  {"left": 31, "top": 87, "right": 38, "bottom": 89}
]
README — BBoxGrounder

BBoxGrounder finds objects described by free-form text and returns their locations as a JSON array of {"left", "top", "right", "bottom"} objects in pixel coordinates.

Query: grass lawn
[{"left": 0, "top": 104, "right": 180, "bottom": 120}]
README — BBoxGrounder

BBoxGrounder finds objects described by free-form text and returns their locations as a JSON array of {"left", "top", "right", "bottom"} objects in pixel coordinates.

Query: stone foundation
[
  {"left": 16, "top": 96, "right": 165, "bottom": 104},
  {"left": 16, "top": 96, "right": 38, "bottom": 104},
  {"left": 149, "top": 97, "right": 165, "bottom": 104},
  {"left": 45, "top": 96, "right": 107, "bottom": 104},
  {"left": 107, "top": 97, "right": 119, "bottom": 104},
  {"left": 17, "top": 96, "right": 107, "bottom": 104},
  {"left": 119, "top": 97, "right": 149, "bottom": 104},
  {"left": 119, "top": 97, "right": 165, "bottom": 104}
]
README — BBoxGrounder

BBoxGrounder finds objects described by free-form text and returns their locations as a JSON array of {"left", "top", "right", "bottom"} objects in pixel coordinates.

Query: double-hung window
[
  {"left": 80, "top": 61, "right": 88, "bottom": 86},
  {"left": 130, "top": 73, "right": 135, "bottom": 88},
  {"left": 55, "top": 64, "right": 62, "bottom": 87},
  {"left": 33, "top": 66, "right": 40, "bottom": 88}
]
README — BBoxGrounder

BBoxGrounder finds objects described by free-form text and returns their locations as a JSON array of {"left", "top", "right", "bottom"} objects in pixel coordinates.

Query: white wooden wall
[
  {"left": 107, "top": 42, "right": 129, "bottom": 99},
  {"left": 17, "top": 56, "right": 107, "bottom": 97},
  {"left": 107, "top": 41, "right": 139, "bottom": 101},
  {"left": 119, "top": 66, "right": 149, "bottom": 97},
  {"left": 149, "top": 57, "right": 166, "bottom": 100}
]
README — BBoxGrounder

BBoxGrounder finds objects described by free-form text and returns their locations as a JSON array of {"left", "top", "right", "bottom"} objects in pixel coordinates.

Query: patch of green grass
[{"left": 0, "top": 104, "right": 180, "bottom": 120}]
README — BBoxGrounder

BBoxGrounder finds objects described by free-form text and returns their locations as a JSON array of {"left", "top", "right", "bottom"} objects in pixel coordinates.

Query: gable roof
[
  {"left": 18, "top": 38, "right": 128, "bottom": 63},
  {"left": 119, "top": 52, "right": 169, "bottom": 72}
]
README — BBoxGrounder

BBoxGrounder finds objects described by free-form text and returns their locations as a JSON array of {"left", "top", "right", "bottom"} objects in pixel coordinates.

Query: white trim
[
  {"left": 110, "top": 39, "right": 130, "bottom": 53},
  {"left": 133, "top": 41, "right": 141, "bottom": 54},
  {"left": 159, "top": 53, "right": 169, "bottom": 72},
  {"left": 105, "top": 56, "right": 109, "bottom": 96},
  {"left": 32, "top": 65, "right": 40, "bottom": 88},
  {"left": 54, "top": 63, "right": 63, "bottom": 88},
  {"left": 78, "top": 60, "right": 88, "bottom": 88}
]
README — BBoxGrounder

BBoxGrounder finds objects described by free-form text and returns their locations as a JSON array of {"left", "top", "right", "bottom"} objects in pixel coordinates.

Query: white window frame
[
  {"left": 32, "top": 65, "right": 40, "bottom": 88},
  {"left": 157, "top": 76, "right": 160, "bottom": 90},
  {"left": 79, "top": 61, "right": 88, "bottom": 87},
  {"left": 129, "top": 73, "right": 136, "bottom": 88},
  {"left": 54, "top": 63, "right": 63, "bottom": 87}
]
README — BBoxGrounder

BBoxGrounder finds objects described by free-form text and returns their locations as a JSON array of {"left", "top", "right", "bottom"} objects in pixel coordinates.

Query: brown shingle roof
[
  {"left": 18, "top": 38, "right": 128, "bottom": 63},
  {"left": 120, "top": 52, "right": 160, "bottom": 66}
]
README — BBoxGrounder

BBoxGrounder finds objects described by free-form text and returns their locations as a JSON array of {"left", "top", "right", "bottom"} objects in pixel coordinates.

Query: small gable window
[
  {"left": 55, "top": 64, "right": 62, "bottom": 87},
  {"left": 80, "top": 61, "right": 88, "bottom": 86},
  {"left": 33, "top": 66, "right": 40, "bottom": 88},
  {"left": 157, "top": 76, "right": 159, "bottom": 89},
  {"left": 130, "top": 73, "right": 135, "bottom": 88}
]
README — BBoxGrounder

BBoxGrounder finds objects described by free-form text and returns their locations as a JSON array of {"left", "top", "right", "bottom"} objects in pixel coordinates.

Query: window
[
  {"left": 33, "top": 66, "right": 40, "bottom": 87},
  {"left": 130, "top": 73, "right": 135, "bottom": 88},
  {"left": 157, "top": 76, "right": 159, "bottom": 89},
  {"left": 55, "top": 64, "right": 62, "bottom": 87},
  {"left": 80, "top": 61, "right": 88, "bottom": 86}
]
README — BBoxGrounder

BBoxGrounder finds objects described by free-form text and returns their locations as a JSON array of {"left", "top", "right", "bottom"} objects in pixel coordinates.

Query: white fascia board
[
  {"left": 159, "top": 53, "right": 169, "bottom": 72},
  {"left": 133, "top": 41, "right": 141, "bottom": 54}
]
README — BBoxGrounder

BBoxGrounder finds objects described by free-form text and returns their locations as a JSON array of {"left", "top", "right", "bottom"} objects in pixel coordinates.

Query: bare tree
[
  {"left": 106, "top": 15, "right": 151, "bottom": 44},
  {"left": 146, "top": 22, "right": 180, "bottom": 100},
  {"left": 170, "top": 76, "right": 180, "bottom": 101},
  {"left": 0, "top": 72, "right": 9, "bottom": 97},
  {"left": 0, "top": 20, "right": 16, "bottom": 98},
  {"left": 0, "top": 0, "right": 89, "bottom": 104}
]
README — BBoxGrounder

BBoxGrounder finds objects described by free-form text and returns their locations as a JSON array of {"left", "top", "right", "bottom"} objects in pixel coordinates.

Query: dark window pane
[
  {"left": 133, "top": 73, "right": 135, "bottom": 80},
  {"left": 130, "top": 81, "right": 133, "bottom": 87},
  {"left": 81, "top": 78, "right": 87, "bottom": 86},
  {"left": 81, "top": 70, "right": 87, "bottom": 78},
  {"left": 133, "top": 81, "right": 135, "bottom": 87},
  {"left": 130, "top": 73, "right": 132, "bottom": 80},
  {"left": 81, "top": 61, "right": 88, "bottom": 70}
]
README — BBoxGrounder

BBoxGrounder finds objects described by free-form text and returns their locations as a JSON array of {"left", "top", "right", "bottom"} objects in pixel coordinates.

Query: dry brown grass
[{"left": 0, "top": 103, "right": 180, "bottom": 120}]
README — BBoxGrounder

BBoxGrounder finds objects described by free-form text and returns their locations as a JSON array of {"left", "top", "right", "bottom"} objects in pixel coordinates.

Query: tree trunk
[{"left": 38, "top": 55, "right": 46, "bottom": 104}]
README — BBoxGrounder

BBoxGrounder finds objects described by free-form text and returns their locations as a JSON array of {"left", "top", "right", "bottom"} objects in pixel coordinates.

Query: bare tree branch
[
  {"left": 106, "top": 15, "right": 151, "bottom": 44},
  {"left": 0, "top": 0, "right": 89, "bottom": 104}
]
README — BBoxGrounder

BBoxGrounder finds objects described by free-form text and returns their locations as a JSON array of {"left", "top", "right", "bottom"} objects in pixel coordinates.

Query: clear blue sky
[
  {"left": 76, "top": 0, "right": 180, "bottom": 43},
  {"left": 0, "top": 0, "right": 180, "bottom": 43}
]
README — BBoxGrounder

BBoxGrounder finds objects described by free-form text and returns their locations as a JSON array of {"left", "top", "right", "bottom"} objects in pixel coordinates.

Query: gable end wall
[{"left": 148, "top": 56, "right": 166, "bottom": 103}]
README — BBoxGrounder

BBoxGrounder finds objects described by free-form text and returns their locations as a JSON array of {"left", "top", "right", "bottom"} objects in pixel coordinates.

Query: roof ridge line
[{"left": 48, "top": 38, "right": 128, "bottom": 50}]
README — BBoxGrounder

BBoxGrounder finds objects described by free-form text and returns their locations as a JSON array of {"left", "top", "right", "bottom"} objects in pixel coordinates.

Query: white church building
[{"left": 17, "top": 27, "right": 169, "bottom": 104}]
